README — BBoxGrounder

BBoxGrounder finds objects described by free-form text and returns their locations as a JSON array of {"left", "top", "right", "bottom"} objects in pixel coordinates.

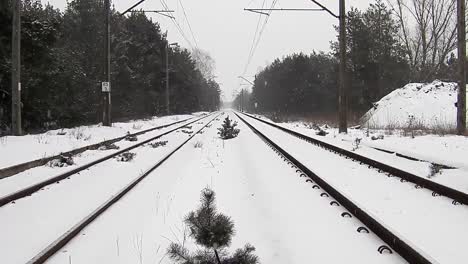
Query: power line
[
  {"left": 178, "top": 0, "right": 199, "bottom": 50},
  {"left": 160, "top": 0, "right": 195, "bottom": 50},
  {"left": 241, "top": 0, "right": 279, "bottom": 77},
  {"left": 245, "top": 0, "right": 266, "bottom": 75}
]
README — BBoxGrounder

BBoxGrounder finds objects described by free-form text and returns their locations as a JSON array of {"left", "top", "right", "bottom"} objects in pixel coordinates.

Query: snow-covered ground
[
  {"left": 270, "top": 118, "right": 468, "bottom": 193},
  {"left": 2, "top": 109, "right": 467, "bottom": 263},
  {"left": 242, "top": 113, "right": 468, "bottom": 263},
  {"left": 1, "top": 112, "right": 406, "bottom": 264},
  {"left": 0, "top": 114, "right": 198, "bottom": 169},
  {"left": 0, "top": 115, "right": 215, "bottom": 264},
  {"left": 361, "top": 80, "right": 467, "bottom": 129}
]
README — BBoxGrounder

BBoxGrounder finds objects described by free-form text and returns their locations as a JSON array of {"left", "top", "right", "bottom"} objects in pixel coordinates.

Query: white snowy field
[
  {"left": 0, "top": 113, "right": 199, "bottom": 169},
  {"left": 4, "top": 113, "right": 405, "bottom": 264},
  {"left": 242, "top": 113, "right": 468, "bottom": 263},
  {"left": 0, "top": 116, "right": 215, "bottom": 264}
]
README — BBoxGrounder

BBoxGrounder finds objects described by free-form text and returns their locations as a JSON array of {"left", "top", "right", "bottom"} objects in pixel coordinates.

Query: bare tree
[
  {"left": 386, "top": 0, "right": 460, "bottom": 80},
  {"left": 192, "top": 48, "right": 216, "bottom": 80}
]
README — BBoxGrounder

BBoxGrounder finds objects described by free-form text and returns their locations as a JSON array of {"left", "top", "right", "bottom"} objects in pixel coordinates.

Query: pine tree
[
  {"left": 167, "top": 188, "right": 259, "bottom": 264},
  {"left": 217, "top": 116, "right": 240, "bottom": 140}
]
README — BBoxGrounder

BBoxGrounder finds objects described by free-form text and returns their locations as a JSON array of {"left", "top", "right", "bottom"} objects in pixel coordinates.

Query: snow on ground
[
  {"left": 0, "top": 114, "right": 197, "bottom": 169},
  {"left": 242, "top": 113, "right": 468, "bottom": 263},
  {"left": 271, "top": 118, "right": 468, "bottom": 193},
  {"left": 361, "top": 80, "right": 467, "bottom": 129},
  {"left": 0, "top": 117, "right": 206, "bottom": 198},
  {"left": 0, "top": 117, "right": 214, "bottom": 264},
  {"left": 41, "top": 112, "right": 404, "bottom": 264}
]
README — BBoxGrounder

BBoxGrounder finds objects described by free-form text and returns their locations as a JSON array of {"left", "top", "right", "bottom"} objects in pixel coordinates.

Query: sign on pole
[{"left": 102, "top": 82, "right": 111, "bottom": 92}]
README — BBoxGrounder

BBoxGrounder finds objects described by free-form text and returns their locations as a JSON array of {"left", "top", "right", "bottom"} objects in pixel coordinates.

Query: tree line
[
  {"left": 0, "top": 0, "right": 220, "bottom": 133},
  {"left": 236, "top": 0, "right": 463, "bottom": 117}
]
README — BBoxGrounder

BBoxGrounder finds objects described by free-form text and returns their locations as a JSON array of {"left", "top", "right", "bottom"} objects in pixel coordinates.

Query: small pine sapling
[
  {"left": 167, "top": 188, "right": 259, "bottom": 264},
  {"left": 218, "top": 116, "right": 240, "bottom": 140}
]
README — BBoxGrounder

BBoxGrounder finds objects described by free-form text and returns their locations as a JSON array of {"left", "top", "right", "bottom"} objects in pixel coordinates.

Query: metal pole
[
  {"left": 457, "top": 0, "right": 466, "bottom": 135},
  {"left": 338, "top": 0, "right": 347, "bottom": 133},
  {"left": 165, "top": 41, "right": 170, "bottom": 115},
  {"left": 11, "top": 0, "right": 21, "bottom": 135},
  {"left": 103, "top": 0, "right": 112, "bottom": 126}
]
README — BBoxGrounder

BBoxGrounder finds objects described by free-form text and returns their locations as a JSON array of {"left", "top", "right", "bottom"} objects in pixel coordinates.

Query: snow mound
[{"left": 361, "top": 81, "right": 467, "bottom": 129}]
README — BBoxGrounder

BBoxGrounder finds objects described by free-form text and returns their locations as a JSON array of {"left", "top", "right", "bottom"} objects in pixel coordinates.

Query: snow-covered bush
[
  {"left": 125, "top": 132, "right": 138, "bottom": 142},
  {"left": 167, "top": 188, "right": 259, "bottom": 264},
  {"left": 149, "top": 141, "right": 168, "bottom": 148},
  {"left": 115, "top": 152, "right": 136, "bottom": 162},
  {"left": 218, "top": 117, "right": 240, "bottom": 140},
  {"left": 98, "top": 143, "right": 120, "bottom": 150},
  {"left": 48, "top": 155, "right": 74, "bottom": 167},
  {"left": 428, "top": 163, "right": 443, "bottom": 178}
]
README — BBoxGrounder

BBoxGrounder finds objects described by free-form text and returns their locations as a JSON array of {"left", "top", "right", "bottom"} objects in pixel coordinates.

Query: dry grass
[
  {"left": 261, "top": 111, "right": 363, "bottom": 128},
  {"left": 364, "top": 117, "right": 460, "bottom": 137}
]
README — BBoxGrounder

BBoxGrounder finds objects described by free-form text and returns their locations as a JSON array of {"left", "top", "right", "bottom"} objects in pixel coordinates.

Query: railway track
[
  {"left": 241, "top": 112, "right": 468, "bottom": 205},
  {"left": 235, "top": 112, "right": 435, "bottom": 263},
  {"left": 4, "top": 113, "right": 221, "bottom": 264},
  {"left": 0, "top": 115, "right": 198, "bottom": 180},
  {"left": 0, "top": 113, "right": 214, "bottom": 207}
]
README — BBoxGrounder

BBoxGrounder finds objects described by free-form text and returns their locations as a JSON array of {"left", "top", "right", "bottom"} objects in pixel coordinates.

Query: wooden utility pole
[
  {"left": 338, "top": 0, "right": 347, "bottom": 133},
  {"left": 457, "top": 0, "right": 466, "bottom": 135},
  {"left": 11, "top": 0, "right": 21, "bottom": 135},
  {"left": 102, "top": 0, "right": 112, "bottom": 126}
]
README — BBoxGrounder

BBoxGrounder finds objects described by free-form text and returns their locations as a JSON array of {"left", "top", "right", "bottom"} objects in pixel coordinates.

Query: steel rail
[
  {"left": 0, "top": 114, "right": 214, "bottom": 207},
  {"left": 241, "top": 112, "right": 468, "bottom": 205},
  {"left": 0, "top": 115, "right": 199, "bottom": 179},
  {"left": 235, "top": 112, "right": 435, "bottom": 264},
  {"left": 27, "top": 113, "right": 222, "bottom": 264}
]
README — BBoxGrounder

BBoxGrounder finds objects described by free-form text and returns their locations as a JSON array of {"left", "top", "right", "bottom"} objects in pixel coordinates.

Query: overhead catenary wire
[
  {"left": 241, "top": 0, "right": 279, "bottom": 78},
  {"left": 178, "top": 0, "right": 200, "bottom": 50}
]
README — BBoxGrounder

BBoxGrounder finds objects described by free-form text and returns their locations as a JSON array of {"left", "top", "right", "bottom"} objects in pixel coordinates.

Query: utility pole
[
  {"left": 457, "top": 0, "right": 466, "bottom": 135},
  {"left": 244, "top": 1, "right": 348, "bottom": 133},
  {"left": 165, "top": 41, "right": 170, "bottom": 115},
  {"left": 102, "top": 0, "right": 111, "bottom": 126},
  {"left": 241, "top": 89, "right": 244, "bottom": 112},
  {"left": 338, "top": 0, "right": 347, "bottom": 133},
  {"left": 165, "top": 41, "right": 178, "bottom": 115},
  {"left": 11, "top": 0, "right": 21, "bottom": 135}
]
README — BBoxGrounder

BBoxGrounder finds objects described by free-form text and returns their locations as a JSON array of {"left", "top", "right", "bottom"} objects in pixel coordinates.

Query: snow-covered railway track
[
  {"left": 236, "top": 112, "right": 434, "bottom": 263},
  {"left": 242, "top": 112, "right": 468, "bottom": 205},
  {"left": 0, "top": 116, "right": 196, "bottom": 180},
  {"left": 0, "top": 113, "right": 221, "bottom": 264},
  {"left": 0, "top": 114, "right": 213, "bottom": 207},
  {"left": 237, "top": 112, "right": 468, "bottom": 263}
]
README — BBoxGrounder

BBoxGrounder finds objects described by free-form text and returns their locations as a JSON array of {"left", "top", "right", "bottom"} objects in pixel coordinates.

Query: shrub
[
  {"left": 149, "top": 141, "right": 168, "bottom": 148},
  {"left": 167, "top": 188, "right": 259, "bottom": 264},
  {"left": 125, "top": 132, "right": 138, "bottom": 142},
  {"left": 48, "top": 155, "right": 74, "bottom": 167},
  {"left": 115, "top": 152, "right": 136, "bottom": 162},
  {"left": 218, "top": 117, "right": 240, "bottom": 140},
  {"left": 98, "top": 143, "right": 120, "bottom": 150}
]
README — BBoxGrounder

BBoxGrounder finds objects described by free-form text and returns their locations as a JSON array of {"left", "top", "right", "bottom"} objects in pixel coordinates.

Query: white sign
[
  {"left": 102, "top": 82, "right": 111, "bottom": 92},
  {"left": 18, "top": 82, "right": 21, "bottom": 92}
]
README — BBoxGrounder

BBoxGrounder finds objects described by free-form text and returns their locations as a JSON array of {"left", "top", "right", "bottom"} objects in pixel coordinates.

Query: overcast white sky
[{"left": 42, "top": 0, "right": 373, "bottom": 101}]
